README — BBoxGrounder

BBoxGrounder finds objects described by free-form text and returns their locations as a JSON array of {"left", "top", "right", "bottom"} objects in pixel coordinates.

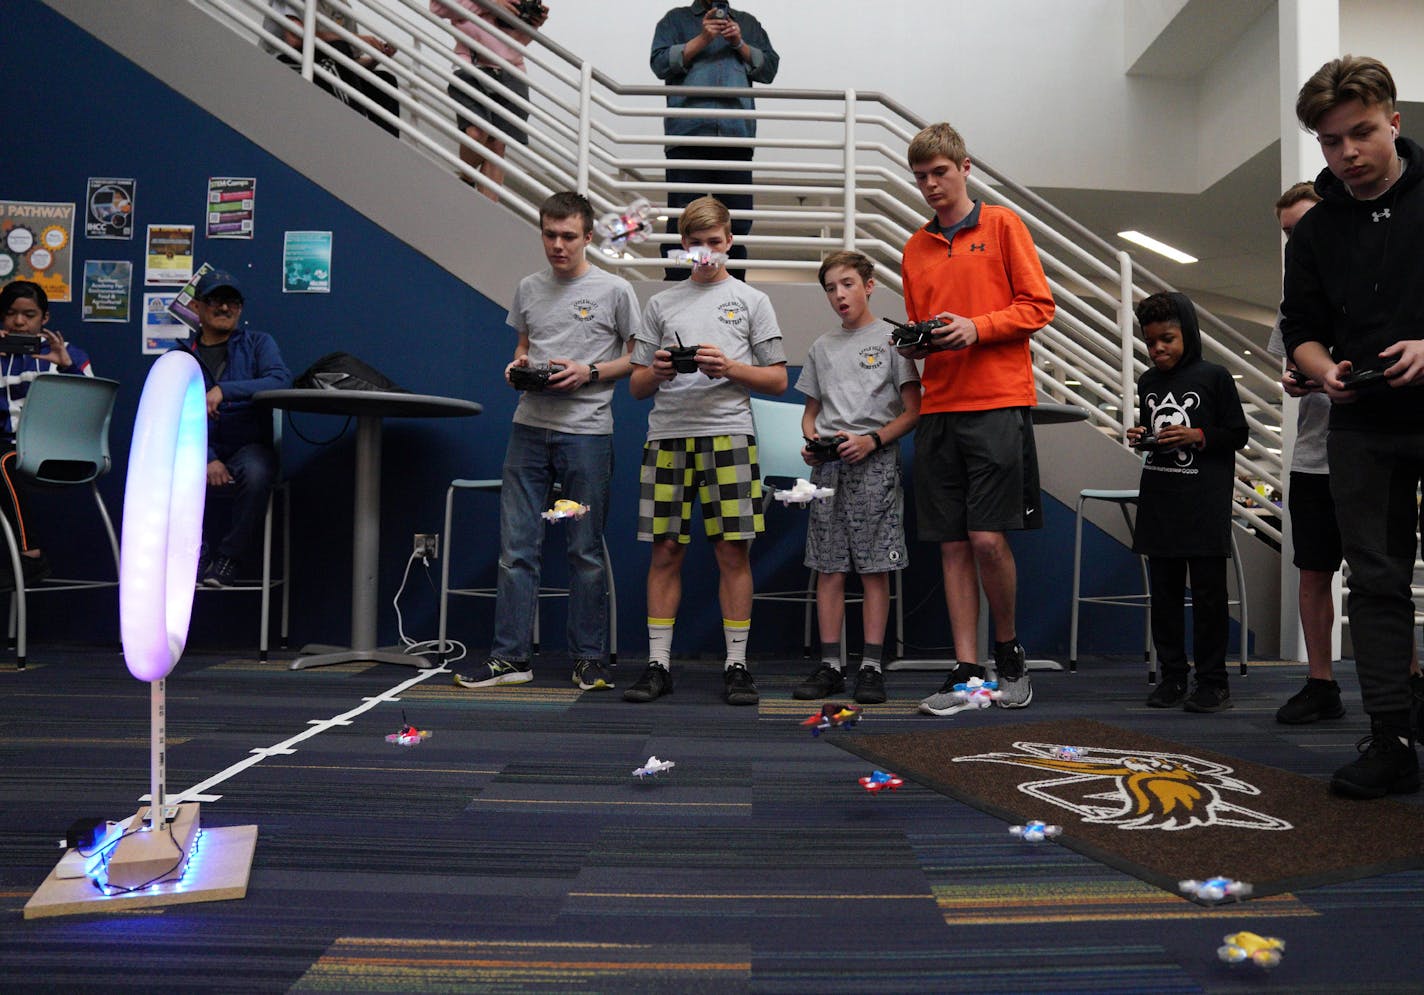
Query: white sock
[
  {"left": 724, "top": 618, "right": 750, "bottom": 668},
  {"left": 647, "top": 617, "right": 675, "bottom": 669},
  {"left": 821, "top": 640, "right": 843, "bottom": 670}
]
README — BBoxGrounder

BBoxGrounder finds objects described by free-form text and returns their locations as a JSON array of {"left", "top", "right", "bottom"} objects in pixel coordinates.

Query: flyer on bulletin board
[
  {"left": 82, "top": 260, "right": 133, "bottom": 323},
  {"left": 282, "top": 230, "right": 332, "bottom": 293},
  {"left": 207, "top": 177, "right": 255, "bottom": 239},
  {"left": 164, "top": 262, "right": 214, "bottom": 333},
  {"left": 142, "top": 292, "right": 188, "bottom": 354},
  {"left": 145, "top": 224, "right": 195, "bottom": 285},
  {"left": 0, "top": 200, "right": 76, "bottom": 302},
  {"left": 85, "top": 178, "right": 136, "bottom": 239}
]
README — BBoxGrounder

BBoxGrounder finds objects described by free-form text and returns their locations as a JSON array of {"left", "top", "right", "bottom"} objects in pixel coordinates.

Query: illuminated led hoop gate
[{"left": 121, "top": 349, "right": 207, "bottom": 680}]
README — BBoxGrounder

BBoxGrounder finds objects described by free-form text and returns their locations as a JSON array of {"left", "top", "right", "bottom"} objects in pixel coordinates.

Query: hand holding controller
[
  {"left": 886, "top": 317, "right": 949, "bottom": 352},
  {"left": 804, "top": 435, "right": 846, "bottom": 463},
  {"left": 508, "top": 362, "right": 565, "bottom": 391},
  {"left": 1339, "top": 367, "right": 1388, "bottom": 390}
]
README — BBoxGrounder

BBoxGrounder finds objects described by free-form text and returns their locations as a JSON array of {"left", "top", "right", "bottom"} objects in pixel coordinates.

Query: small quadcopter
[
  {"left": 858, "top": 770, "right": 904, "bottom": 793},
  {"left": 633, "top": 756, "right": 676, "bottom": 779},
  {"left": 1217, "top": 931, "right": 1284, "bottom": 968},
  {"left": 772, "top": 479, "right": 835, "bottom": 505},
  {"left": 1008, "top": 820, "right": 1062, "bottom": 843},
  {"left": 800, "top": 702, "right": 863, "bottom": 737},
  {"left": 1178, "top": 876, "right": 1253, "bottom": 903},
  {"left": 541, "top": 499, "right": 589, "bottom": 522},
  {"left": 595, "top": 197, "right": 655, "bottom": 255}
]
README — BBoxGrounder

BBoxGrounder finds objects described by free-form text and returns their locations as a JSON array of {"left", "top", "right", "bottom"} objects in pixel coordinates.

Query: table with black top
[{"left": 254, "top": 389, "right": 481, "bottom": 670}]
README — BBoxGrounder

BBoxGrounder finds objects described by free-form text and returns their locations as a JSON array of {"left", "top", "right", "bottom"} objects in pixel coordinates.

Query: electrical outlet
[{"left": 413, "top": 533, "right": 438, "bottom": 559}]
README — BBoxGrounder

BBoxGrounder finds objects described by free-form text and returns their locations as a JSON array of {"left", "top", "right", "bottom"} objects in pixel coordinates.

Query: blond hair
[
  {"left": 907, "top": 122, "right": 968, "bottom": 169},
  {"left": 678, "top": 195, "right": 731, "bottom": 238}
]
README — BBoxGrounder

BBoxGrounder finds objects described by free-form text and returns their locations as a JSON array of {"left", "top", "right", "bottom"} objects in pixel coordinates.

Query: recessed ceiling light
[{"left": 1117, "top": 230, "right": 1198, "bottom": 264}]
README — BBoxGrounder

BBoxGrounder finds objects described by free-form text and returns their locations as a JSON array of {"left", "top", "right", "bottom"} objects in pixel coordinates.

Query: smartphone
[{"left": 0, "top": 333, "right": 49, "bottom": 356}]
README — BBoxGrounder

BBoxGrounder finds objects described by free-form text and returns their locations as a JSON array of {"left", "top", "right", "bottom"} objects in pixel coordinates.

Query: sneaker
[
  {"left": 1330, "top": 724, "right": 1420, "bottom": 799},
  {"left": 853, "top": 666, "right": 887, "bottom": 705},
  {"left": 453, "top": 658, "right": 534, "bottom": 688},
  {"left": 724, "top": 664, "right": 760, "bottom": 706},
  {"left": 1183, "top": 683, "right": 1232, "bottom": 713},
  {"left": 1145, "top": 676, "right": 1189, "bottom": 709},
  {"left": 792, "top": 664, "right": 845, "bottom": 700},
  {"left": 622, "top": 663, "right": 673, "bottom": 703},
  {"left": 1276, "top": 678, "right": 1345, "bottom": 725},
  {"left": 918, "top": 662, "right": 988, "bottom": 716},
  {"left": 200, "top": 555, "right": 239, "bottom": 589},
  {"left": 573, "top": 659, "right": 615, "bottom": 691},
  {"left": 993, "top": 641, "right": 1032, "bottom": 709}
]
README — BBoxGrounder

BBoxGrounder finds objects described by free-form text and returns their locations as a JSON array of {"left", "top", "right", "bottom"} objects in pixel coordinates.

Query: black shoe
[
  {"left": 853, "top": 666, "right": 887, "bottom": 705},
  {"left": 1183, "top": 682, "right": 1232, "bottom": 713},
  {"left": 724, "top": 664, "right": 759, "bottom": 706},
  {"left": 622, "top": 663, "right": 672, "bottom": 703},
  {"left": 19, "top": 552, "right": 50, "bottom": 587},
  {"left": 201, "top": 555, "right": 239, "bottom": 589},
  {"left": 1276, "top": 678, "right": 1345, "bottom": 724},
  {"left": 1145, "top": 677, "right": 1189, "bottom": 709},
  {"left": 573, "top": 659, "right": 615, "bottom": 691},
  {"left": 792, "top": 664, "right": 845, "bottom": 700},
  {"left": 1331, "top": 724, "right": 1420, "bottom": 799}
]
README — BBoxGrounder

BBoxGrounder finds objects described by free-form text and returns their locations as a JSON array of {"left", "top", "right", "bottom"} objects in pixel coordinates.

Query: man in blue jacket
[
  {"left": 650, "top": 1, "right": 779, "bottom": 280},
  {"left": 177, "top": 270, "right": 292, "bottom": 587}
]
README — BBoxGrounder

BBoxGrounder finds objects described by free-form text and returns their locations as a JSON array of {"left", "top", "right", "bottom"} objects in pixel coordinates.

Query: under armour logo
[
  {"left": 1373, "top": 208, "right": 1391, "bottom": 222},
  {"left": 968, "top": 243, "right": 987, "bottom": 252}
]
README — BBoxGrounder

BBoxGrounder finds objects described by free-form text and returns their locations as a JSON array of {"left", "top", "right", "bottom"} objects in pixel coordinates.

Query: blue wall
[{"left": 14, "top": 0, "right": 1184, "bottom": 663}]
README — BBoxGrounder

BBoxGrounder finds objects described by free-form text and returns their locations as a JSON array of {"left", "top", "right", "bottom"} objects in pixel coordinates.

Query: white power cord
[{"left": 394, "top": 550, "right": 466, "bottom": 664}]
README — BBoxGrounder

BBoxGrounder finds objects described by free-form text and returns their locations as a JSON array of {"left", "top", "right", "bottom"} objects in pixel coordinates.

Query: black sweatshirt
[
  {"left": 1281, "top": 135, "right": 1424, "bottom": 433},
  {"left": 1133, "top": 293, "right": 1249, "bottom": 558}
]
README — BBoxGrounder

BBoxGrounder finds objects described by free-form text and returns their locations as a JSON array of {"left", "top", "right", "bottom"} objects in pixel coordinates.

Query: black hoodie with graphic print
[
  {"left": 1281, "top": 135, "right": 1424, "bottom": 432},
  {"left": 1133, "top": 293, "right": 1249, "bottom": 558}
]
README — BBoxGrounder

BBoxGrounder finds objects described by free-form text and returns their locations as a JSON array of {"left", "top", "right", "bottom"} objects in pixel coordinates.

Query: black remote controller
[
  {"left": 1339, "top": 367, "right": 1388, "bottom": 390},
  {"left": 885, "top": 317, "right": 948, "bottom": 351},
  {"left": 508, "top": 363, "right": 564, "bottom": 391},
  {"left": 1132, "top": 432, "right": 1161, "bottom": 452},
  {"left": 804, "top": 436, "right": 844, "bottom": 462},
  {"left": 0, "top": 333, "right": 48, "bottom": 356}
]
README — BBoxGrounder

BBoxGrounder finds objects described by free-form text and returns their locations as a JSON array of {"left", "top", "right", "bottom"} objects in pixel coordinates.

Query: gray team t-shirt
[
  {"left": 507, "top": 266, "right": 642, "bottom": 435},
  {"left": 1267, "top": 317, "right": 1328, "bottom": 474},
  {"left": 632, "top": 277, "right": 786, "bottom": 440},
  {"left": 796, "top": 319, "right": 919, "bottom": 436}
]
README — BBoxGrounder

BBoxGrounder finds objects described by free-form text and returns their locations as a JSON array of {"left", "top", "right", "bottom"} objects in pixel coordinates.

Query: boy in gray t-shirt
[
  {"left": 791, "top": 251, "right": 920, "bottom": 705},
  {"left": 454, "top": 192, "right": 641, "bottom": 695},
  {"left": 623, "top": 196, "right": 788, "bottom": 707}
]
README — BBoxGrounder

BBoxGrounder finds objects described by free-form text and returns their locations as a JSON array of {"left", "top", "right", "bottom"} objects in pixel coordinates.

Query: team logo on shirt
[
  {"left": 1145, "top": 390, "right": 1199, "bottom": 470},
  {"left": 716, "top": 300, "right": 748, "bottom": 327},
  {"left": 570, "top": 298, "right": 598, "bottom": 322},
  {"left": 859, "top": 345, "right": 887, "bottom": 369}
]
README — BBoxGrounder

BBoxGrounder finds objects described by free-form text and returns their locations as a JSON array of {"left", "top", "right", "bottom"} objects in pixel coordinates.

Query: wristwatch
[
  {"left": 588, "top": 364, "right": 600, "bottom": 383},
  {"left": 869, "top": 430, "right": 884, "bottom": 450}
]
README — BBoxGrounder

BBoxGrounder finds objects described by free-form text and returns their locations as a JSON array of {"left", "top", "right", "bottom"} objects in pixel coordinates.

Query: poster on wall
[
  {"left": 282, "top": 230, "right": 332, "bottom": 293},
  {"left": 142, "top": 292, "right": 188, "bottom": 354},
  {"left": 85, "top": 178, "right": 136, "bottom": 239},
  {"left": 164, "top": 262, "right": 215, "bottom": 333},
  {"left": 145, "top": 224, "right": 195, "bottom": 285},
  {"left": 0, "top": 200, "right": 75, "bottom": 302},
  {"left": 207, "top": 177, "right": 256, "bottom": 239},
  {"left": 81, "top": 260, "right": 133, "bottom": 323}
]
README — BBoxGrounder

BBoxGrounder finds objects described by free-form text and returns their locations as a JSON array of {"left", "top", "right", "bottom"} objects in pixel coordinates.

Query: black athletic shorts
[
  {"left": 1288, "top": 470, "right": 1342, "bottom": 572},
  {"left": 913, "top": 408, "right": 1042, "bottom": 541}
]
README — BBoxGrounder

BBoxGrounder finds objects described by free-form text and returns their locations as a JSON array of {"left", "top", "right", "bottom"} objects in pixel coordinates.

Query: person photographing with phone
[{"left": 0, "top": 280, "right": 95, "bottom": 588}]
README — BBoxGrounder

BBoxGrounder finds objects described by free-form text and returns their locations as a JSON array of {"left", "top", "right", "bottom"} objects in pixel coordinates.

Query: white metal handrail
[{"left": 198, "top": 0, "right": 1286, "bottom": 542}]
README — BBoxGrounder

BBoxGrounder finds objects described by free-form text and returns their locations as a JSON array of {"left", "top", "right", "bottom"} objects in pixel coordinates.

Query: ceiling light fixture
[{"left": 1117, "top": 230, "right": 1198, "bottom": 264}]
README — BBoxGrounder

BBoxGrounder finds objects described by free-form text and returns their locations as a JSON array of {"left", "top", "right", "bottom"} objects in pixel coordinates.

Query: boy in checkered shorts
[
  {"left": 625, "top": 195, "right": 788, "bottom": 705},
  {"left": 792, "top": 250, "right": 920, "bottom": 705}
]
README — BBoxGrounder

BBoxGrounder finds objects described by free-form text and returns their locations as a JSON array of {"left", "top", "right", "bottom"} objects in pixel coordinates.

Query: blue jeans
[
  {"left": 491, "top": 423, "right": 613, "bottom": 662},
  {"left": 209, "top": 442, "right": 276, "bottom": 564}
]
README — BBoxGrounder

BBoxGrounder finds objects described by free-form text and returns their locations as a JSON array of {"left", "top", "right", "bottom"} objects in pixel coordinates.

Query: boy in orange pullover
[{"left": 897, "top": 123, "right": 1055, "bottom": 716}]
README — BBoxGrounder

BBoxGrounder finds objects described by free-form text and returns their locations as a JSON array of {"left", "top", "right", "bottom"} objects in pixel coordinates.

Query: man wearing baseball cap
[{"left": 176, "top": 269, "right": 292, "bottom": 587}]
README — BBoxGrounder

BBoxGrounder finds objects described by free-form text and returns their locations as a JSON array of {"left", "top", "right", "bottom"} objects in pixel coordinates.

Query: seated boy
[
  {"left": 625, "top": 195, "right": 788, "bottom": 705},
  {"left": 791, "top": 251, "right": 920, "bottom": 705},
  {"left": 1126, "top": 293, "right": 1247, "bottom": 712}
]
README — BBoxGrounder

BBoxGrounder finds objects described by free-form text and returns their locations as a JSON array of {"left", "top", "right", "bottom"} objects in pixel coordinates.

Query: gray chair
[
  {"left": 438, "top": 478, "right": 617, "bottom": 666},
  {"left": 749, "top": 397, "right": 904, "bottom": 664},
  {"left": 193, "top": 410, "right": 291, "bottom": 661},
  {"left": 1068, "top": 487, "right": 1248, "bottom": 680},
  {"left": 0, "top": 375, "right": 121, "bottom": 670}
]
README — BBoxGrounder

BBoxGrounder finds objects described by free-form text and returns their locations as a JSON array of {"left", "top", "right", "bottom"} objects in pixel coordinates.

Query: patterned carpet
[{"left": 3, "top": 648, "right": 1423, "bottom": 992}]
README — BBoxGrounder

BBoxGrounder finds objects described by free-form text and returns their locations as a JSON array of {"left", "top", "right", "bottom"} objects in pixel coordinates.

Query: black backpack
[{"left": 294, "top": 352, "right": 408, "bottom": 393}]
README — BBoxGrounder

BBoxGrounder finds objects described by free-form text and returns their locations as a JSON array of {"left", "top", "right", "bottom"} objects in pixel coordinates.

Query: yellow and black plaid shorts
[{"left": 637, "top": 434, "right": 764, "bottom": 543}]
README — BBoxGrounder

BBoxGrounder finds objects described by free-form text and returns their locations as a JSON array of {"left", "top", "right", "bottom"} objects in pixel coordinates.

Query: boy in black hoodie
[
  {"left": 1127, "top": 293, "right": 1248, "bottom": 713},
  {"left": 1281, "top": 56, "right": 1424, "bottom": 799}
]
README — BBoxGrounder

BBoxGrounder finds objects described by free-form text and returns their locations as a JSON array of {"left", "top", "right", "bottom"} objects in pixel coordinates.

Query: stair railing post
[
  {"left": 1118, "top": 249, "right": 1134, "bottom": 441},
  {"left": 843, "top": 89, "right": 856, "bottom": 251},
  {"left": 576, "top": 60, "right": 593, "bottom": 196},
  {"left": 299, "top": 0, "right": 317, "bottom": 81}
]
